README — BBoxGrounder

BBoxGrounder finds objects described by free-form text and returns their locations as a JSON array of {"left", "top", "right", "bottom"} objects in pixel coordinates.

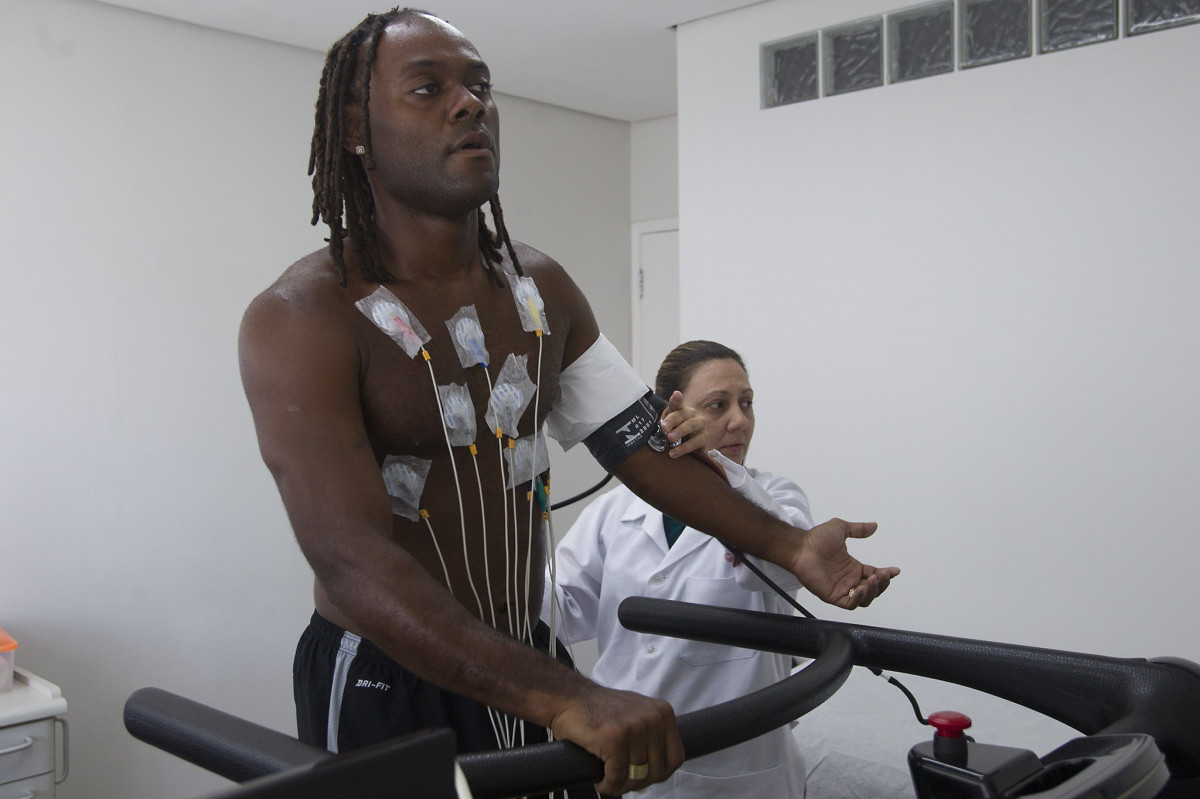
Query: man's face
[{"left": 355, "top": 14, "right": 501, "bottom": 218}]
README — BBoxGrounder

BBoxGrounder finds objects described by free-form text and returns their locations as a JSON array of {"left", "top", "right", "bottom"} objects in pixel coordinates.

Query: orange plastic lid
[{"left": 0, "top": 626, "right": 17, "bottom": 652}]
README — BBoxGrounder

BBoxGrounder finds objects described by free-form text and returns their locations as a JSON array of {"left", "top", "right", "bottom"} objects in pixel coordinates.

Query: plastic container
[{"left": 0, "top": 626, "right": 16, "bottom": 692}]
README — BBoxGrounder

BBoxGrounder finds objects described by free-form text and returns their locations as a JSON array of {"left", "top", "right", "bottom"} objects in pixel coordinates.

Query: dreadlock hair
[
  {"left": 655, "top": 341, "right": 748, "bottom": 399},
  {"left": 308, "top": 7, "right": 523, "bottom": 287}
]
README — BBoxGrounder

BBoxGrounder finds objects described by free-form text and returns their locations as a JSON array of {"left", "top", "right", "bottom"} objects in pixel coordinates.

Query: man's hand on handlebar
[{"left": 548, "top": 683, "right": 684, "bottom": 796}]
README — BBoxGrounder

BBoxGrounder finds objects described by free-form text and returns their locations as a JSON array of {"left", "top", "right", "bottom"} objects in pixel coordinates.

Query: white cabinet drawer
[
  {"left": 0, "top": 719, "right": 54, "bottom": 785},
  {"left": 0, "top": 770, "right": 54, "bottom": 798}
]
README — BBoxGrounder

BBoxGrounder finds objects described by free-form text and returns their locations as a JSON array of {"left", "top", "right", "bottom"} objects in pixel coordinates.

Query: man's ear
[{"left": 344, "top": 103, "right": 365, "bottom": 155}]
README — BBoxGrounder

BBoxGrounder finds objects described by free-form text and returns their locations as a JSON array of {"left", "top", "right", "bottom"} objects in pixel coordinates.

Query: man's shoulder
[
  {"left": 249, "top": 248, "right": 352, "bottom": 309},
  {"left": 506, "top": 240, "right": 594, "bottom": 345},
  {"left": 508, "top": 241, "right": 566, "bottom": 283},
  {"left": 241, "top": 249, "right": 360, "bottom": 342}
]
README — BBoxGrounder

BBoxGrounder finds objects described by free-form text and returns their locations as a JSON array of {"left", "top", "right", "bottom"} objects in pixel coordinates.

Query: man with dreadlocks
[{"left": 239, "top": 8, "right": 899, "bottom": 797}]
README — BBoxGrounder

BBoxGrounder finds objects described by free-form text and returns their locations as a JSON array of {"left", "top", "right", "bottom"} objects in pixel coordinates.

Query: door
[{"left": 631, "top": 219, "right": 680, "bottom": 388}]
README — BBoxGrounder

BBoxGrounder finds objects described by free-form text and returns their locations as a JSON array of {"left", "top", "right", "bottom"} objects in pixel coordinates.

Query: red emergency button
[{"left": 929, "top": 710, "right": 972, "bottom": 738}]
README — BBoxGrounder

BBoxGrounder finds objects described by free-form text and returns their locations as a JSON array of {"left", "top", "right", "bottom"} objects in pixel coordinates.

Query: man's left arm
[
  {"left": 713, "top": 456, "right": 812, "bottom": 593},
  {"left": 613, "top": 449, "right": 899, "bottom": 609},
  {"left": 539, "top": 255, "right": 898, "bottom": 609}
]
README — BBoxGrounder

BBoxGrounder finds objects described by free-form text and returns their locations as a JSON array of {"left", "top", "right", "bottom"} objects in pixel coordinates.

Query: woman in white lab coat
[{"left": 544, "top": 341, "right": 814, "bottom": 798}]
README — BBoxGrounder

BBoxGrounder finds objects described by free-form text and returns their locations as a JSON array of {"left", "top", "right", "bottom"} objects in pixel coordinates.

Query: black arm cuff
[{"left": 582, "top": 391, "right": 667, "bottom": 472}]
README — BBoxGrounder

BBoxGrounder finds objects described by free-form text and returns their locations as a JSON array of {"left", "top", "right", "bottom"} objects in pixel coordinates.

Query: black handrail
[
  {"left": 125, "top": 598, "right": 1200, "bottom": 797},
  {"left": 124, "top": 688, "right": 328, "bottom": 782},
  {"left": 457, "top": 632, "right": 853, "bottom": 797},
  {"left": 124, "top": 632, "right": 853, "bottom": 798},
  {"left": 617, "top": 597, "right": 1200, "bottom": 783}
]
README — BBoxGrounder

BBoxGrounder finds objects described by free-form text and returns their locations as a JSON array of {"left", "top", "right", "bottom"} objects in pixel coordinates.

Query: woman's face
[{"left": 679, "top": 358, "right": 755, "bottom": 465}]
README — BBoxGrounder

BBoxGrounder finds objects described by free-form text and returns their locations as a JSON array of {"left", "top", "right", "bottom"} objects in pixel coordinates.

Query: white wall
[
  {"left": 0, "top": 0, "right": 631, "bottom": 796},
  {"left": 631, "top": 116, "right": 680, "bottom": 224},
  {"left": 678, "top": 0, "right": 1199, "bottom": 770}
]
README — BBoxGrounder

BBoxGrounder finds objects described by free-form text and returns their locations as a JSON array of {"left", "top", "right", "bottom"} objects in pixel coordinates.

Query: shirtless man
[{"left": 238, "top": 9, "right": 899, "bottom": 797}]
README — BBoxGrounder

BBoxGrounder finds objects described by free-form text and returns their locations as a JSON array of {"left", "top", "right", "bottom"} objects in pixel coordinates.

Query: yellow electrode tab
[{"left": 525, "top": 297, "right": 541, "bottom": 331}]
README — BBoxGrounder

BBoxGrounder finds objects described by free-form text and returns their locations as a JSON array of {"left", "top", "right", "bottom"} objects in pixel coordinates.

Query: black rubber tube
[{"left": 549, "top": 472, "right": 614, "bottom": 511}]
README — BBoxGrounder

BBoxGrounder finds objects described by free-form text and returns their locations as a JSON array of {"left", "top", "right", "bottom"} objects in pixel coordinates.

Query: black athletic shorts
[{"left": 294, "top": 611, "right": 598, "bottom": 796}]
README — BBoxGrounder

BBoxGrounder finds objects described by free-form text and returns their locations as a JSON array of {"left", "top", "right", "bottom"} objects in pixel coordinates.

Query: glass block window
[
  {"left": 889, "top": 1, "right": 955, "bottom": 83},
  {"left": 1040, "top": 0, "right": 1118, "bottom": 52},
  {"left": 762, "top": 33, "right": 820, "bottom": 108},
  {"left": 1127, "top": 0, "right": 1200, "bottom": 35},
  {"left": 961, "top": 0, "right": 1032, "bottom": 68},
  {"left": 823, "top": 18, "right": 884, "bottom": 96}
]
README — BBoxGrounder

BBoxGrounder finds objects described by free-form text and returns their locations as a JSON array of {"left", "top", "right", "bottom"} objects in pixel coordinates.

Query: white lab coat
[{"left": 543, "top": 452, "right": 814, "bottom": 798}]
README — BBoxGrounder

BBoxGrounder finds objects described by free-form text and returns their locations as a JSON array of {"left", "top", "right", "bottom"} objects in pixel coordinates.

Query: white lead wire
[{"left": 422, "top": 348, "right": 486, "bottom": 622}]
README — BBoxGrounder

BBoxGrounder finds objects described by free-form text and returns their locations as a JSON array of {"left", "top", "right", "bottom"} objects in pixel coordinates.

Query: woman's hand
[
  {"left": 657, "top": 392, "right": 725, "bottom": 482},
  {"left": 658, "top": 390, "right": 708, "bottom": 458}
]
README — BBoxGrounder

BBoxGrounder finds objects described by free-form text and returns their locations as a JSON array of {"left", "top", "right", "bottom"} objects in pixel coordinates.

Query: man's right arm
[{"left": 237, "top": 292, "right": 681, "bottom": 795}]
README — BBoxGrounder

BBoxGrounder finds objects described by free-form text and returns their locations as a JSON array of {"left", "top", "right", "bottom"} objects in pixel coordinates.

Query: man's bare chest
[{"left": 352, "top": 281, "right": 565, "bottom": 462}]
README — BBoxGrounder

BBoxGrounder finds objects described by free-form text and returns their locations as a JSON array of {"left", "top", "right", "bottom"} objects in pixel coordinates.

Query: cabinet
[{"left": 0, "top": 670, "right": 67, "bottom": 799}]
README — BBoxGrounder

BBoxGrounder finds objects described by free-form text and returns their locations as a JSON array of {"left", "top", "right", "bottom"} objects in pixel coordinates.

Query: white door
[{"left": 631, "top": 219, "right": 680, "bottom": 389}]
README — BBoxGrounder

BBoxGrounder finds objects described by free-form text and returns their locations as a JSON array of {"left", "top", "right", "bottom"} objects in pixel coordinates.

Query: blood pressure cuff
[
  {"left": 580, "top": 390, "right": 668, "bottom": 471},
  {"left": 544, "top": 334, "right": 663, "bottom": 470}
]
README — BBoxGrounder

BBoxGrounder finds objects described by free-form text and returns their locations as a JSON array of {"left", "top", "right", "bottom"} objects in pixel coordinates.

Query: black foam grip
[
  {"left": 124, "top": 632, "right": 852, "bottom": 798},
  {"left": 456, "top": 631, "right": 853, "bottom": 797},
  {"left": 618, "top": 597, "right": 1200, "bottom": 781},
  {"left": 123, "top": 687, "right": 327, "bottom": 783},
  {"left": 123, "top": 598, "right": 1200, "bottom": 795}
]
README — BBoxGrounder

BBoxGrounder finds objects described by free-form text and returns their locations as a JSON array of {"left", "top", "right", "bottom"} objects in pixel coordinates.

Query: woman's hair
[{"left": 655, "top": 340, "right": 747, "bottom": 398}]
